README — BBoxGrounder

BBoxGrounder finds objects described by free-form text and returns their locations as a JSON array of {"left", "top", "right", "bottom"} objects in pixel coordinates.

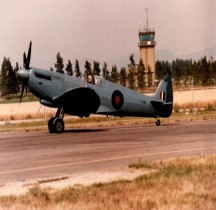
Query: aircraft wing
[{"left": 52, "top": 87, "right": 100, "bottom": 117}]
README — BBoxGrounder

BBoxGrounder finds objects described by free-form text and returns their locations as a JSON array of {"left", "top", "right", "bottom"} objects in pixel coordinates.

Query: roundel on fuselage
[{"left": 112, "top": 90, "right": 124, "bottom": 110}]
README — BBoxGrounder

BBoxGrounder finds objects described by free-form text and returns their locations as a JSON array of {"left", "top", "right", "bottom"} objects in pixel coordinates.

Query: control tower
[{"left": 138, "top": 8, "right": 156, "bottom": 83}]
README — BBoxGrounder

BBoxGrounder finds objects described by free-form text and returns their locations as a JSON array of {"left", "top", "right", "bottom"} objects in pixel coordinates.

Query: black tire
[
  {"left": 53, "top": 118, "right": 65, "bottom": 133},
  {"left": 48, "top": 117, "right": 56, "bottom": 133}
]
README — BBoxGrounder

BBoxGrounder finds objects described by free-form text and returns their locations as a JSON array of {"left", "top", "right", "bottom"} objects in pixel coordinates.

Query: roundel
[{"left": 112, "top": 90, "right": 124, "bottom": 110}]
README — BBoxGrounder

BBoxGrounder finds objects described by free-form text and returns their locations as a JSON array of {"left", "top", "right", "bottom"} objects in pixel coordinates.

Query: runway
[{"left": 0, "top": 120, "right": 216, "bottom": 184}]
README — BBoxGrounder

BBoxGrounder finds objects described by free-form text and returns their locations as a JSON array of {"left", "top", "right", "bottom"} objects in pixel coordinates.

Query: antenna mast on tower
[{"left": 146, "top": 7, "right": 149, "bottom": 31}]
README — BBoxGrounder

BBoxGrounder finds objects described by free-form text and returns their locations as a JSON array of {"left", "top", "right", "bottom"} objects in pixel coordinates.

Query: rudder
[
  {"left": 151, "top": 74, "right": 173, "bottom": 118},
  {"left": 153, "top": 74, "right": 173, "bottom": 103}
]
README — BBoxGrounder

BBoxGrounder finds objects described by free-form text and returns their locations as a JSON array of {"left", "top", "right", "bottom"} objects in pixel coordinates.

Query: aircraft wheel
[
  {"left": 156, "top": 119, "right": 161, "bottom": 126},
  {"left": 48, "top": 117, "right": 56, "bottom": 133},
  {"left": 54, "top": 118, "right": 65, "bottom": 133}
]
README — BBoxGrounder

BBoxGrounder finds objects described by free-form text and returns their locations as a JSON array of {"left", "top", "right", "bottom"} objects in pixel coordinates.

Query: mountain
[
  {"left": 108, "top": 53, "right": 139, "bottom": 69},
  {"left": 156, "top": 47, "right": 216, "bottom": 61},
  {"left": 76, "top": 47, "right": 216, "bottom": 72},
  {"left": 105, "top": 47, "right": 216, "bottom": 69},
  {"left": 156, "top": 49, "right": 176, "bottom": 61},
  {"left": 179, "top": 47, "right": 216, "bottom": 61}
]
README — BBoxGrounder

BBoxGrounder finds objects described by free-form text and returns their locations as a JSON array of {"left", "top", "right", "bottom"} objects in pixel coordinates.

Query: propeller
[
  {"left": 23, "top": 41, "right": 31, "bottom": 69},
  {"left": 19, "top": 78, "right": 28, "bottom": 103},
  {"left": 18, "top": 41, "right": 32, "bottom": 103}
]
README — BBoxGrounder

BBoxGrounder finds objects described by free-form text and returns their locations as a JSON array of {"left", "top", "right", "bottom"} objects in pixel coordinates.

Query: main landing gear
[{"left": 48, "top": 108, "right": 65, "bottom": 133}]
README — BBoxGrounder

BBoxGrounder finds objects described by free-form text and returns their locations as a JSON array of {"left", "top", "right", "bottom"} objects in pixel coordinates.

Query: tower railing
[
  {"left": 139, "top": 27, "right": 155, "bottom": 33},
  {"left": 138, "top": 41, "right": 156, "bottom": 47}
]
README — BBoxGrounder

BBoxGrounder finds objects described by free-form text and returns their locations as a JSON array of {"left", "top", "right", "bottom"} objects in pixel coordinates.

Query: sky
[{"left": 0, "top": 0, "right": 216, "bottom": 69}]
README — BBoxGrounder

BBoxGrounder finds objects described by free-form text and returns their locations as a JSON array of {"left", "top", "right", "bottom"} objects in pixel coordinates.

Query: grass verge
[
  {"left": 0, "top": 110, "right": 216, "bottom": 133},
  {"left": 0, "top": 155, "right": 216, "bottom": 209}
]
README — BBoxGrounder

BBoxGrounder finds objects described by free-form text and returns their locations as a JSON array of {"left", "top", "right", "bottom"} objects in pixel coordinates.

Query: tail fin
[
  {"left": 153, "top": 74, "right": 173, "bottom": 103},
  {"left": 151, "top": 74, "right": 173, "bottom": 118}
]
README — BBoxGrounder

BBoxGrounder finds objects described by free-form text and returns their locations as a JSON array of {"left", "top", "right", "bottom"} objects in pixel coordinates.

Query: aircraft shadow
[
  {"left": 63, "top": 128, "right": 108, "bottom": 133},
  {"left": 159, "top": 123, "right": 179, "bottom": 126}
]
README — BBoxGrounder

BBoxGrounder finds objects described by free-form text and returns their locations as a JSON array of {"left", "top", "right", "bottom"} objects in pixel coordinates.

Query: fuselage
[{"left": 22, "top": 67, "right": 157, "bottom": 118}]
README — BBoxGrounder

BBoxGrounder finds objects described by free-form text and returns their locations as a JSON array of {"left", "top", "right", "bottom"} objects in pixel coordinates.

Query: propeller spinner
[{"left": 17, "top": 41, "right": 32, "bottom": 103}]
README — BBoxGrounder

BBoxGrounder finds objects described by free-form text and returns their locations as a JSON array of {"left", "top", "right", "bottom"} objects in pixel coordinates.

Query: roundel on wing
[{"left": 112, "top": 90, "right": 124, "bottom": 110}]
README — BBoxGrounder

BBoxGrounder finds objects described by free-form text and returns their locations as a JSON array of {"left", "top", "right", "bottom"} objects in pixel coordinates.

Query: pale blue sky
[{"left": 0, "top": 0, "right": 215, "bottom": 68}]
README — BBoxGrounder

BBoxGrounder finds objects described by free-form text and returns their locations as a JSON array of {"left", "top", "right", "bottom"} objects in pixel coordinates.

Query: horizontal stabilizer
[
  {"left": 151, "top": 100, "right": 173, "bottom": 118},
  {"left": 150, "top": 100, "right": 164, "bottom": 106}
]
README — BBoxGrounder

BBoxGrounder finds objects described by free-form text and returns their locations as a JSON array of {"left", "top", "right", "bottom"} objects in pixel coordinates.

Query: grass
[
  {"left": 0, "top": 99, "right": 216, "bottom": 122},
  {"left": 173, "top": 100, "right": 216, "bottom": 113},
  {"left": 0, "top": 109, "right": 216, "bottom": 133},
  {"left": 0, "top": 87, "right": 215, "bottom": 129},
  {"left": 0, "top": 93, "right": 37, "bottom": 104},
  {"left": 1, "top": 155, "right": 216, "bottom": 209}
]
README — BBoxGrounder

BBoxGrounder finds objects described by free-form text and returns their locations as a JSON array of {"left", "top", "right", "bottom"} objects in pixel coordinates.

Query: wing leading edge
[{"left": 42, "top": 87, "right": 101, "bottom": 117}]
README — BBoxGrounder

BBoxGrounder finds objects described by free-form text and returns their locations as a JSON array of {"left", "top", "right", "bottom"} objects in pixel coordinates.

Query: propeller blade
[
  {"left": 23, "top": 52, "right": 27, "bottom": 69},
  {"left": 19, "top": 79, "right": 28, "bottom": 104},
  {"left": 20, "top": 82, "right": 25, "bottom": 103},
  {"left": 19, "top": 41, "right": 31, "bottom": 104},
  {"left": 26, "top": 41, "right": 32, "bottom": 69},
  {"left": 25, "top": 81, "right": 28, "bottom": 95},
  {"left": 23, "top": 41, "right": 32, "bottom": 69}
]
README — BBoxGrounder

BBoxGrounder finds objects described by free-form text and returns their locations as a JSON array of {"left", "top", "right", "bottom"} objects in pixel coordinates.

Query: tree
[
  {"left": 93, "top": 61, "right": 100, "bottom": 76},
  {"left": 0, "top": 57, "right": 18, "bottom": 96},
  {"left": 183, "top": 63, "right": 190, "bottom": 86},
  {"left": 191, "top": 61, "right": 198, "bottom": 86},
  {"left": 65, "top": 59, "right": 73, "bottom": 76},
  {"left": 75, "top": 59, "right": 81, "bottom": 77},
  {"left": 128, "top": 54, "right": 136, "bottom": 89},
  {"left": 110, "top": 65, "right": 119, "bottom": 83},
  {"left": 209, "top": 61, "right": 216, "bottom": 85},
  {"left": 137, "top": 58, "right": 145, "bottom": 89},
  {"left": 54, "top": 52, "right": 64, "bottom": 74},
  {"left": 119, "top": 67, "right": 127, "bottom": 87},
  {"left": 102, "top": 62, "right": 110, "bottom": 80},
  {"left": 12, "top": 62, "right": 19, "bottom": 93},
  {"left": 174, "top": 65, "right": 181, "bottom": 87},
  {"left": 147, "top": 65, "right": 153, "bottom": 87},
  {"left": 201, "top": 56, "right": 210, "bottom": 86},
  {"left": 14, "top": 62, "right": 19, "bottom": 71},
  {"left": 129, "top": 54, "right": 136, "bottom": 67},
  {"left": 128, "top": 69, "right": 135, "bottom": 89},
  {"left": 156, "top": 57, "right": 216, "bottom": 88},
  {"left": 84, "top": 60, "right": 92, "bottom": 76},
  {"left": 1, "top": 57, "right": 10, "bottom": 95},
  {"left": 155, "top": 60, "right": 168, "bottom": 81}
]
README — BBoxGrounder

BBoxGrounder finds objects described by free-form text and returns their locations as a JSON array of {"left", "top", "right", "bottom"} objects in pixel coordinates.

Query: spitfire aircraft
[{"left": 17, "top": 42, "right": 173, "bottom": 133}]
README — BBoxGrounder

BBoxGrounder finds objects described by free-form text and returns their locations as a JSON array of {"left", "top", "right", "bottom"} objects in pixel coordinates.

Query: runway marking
[{"left": 1, "top": 146, "right": 216, "bottom": 175}]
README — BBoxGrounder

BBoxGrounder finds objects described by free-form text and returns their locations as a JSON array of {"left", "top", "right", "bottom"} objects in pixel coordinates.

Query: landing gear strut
[
  {"left": 156, "top": 119, "right": 161, "bottom": 126},
  {"left": 48, "top": 108, "right": 65, "bottom": 133}
]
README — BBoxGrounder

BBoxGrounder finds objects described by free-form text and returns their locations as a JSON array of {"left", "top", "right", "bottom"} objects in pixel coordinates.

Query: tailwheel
[{"left": 156, "top": 119, "right": 161, "bottom": 126}]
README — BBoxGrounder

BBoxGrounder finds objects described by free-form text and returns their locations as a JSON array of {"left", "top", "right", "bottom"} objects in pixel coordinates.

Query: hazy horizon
[{"left": 0, "top": 0, "right": 215, "bottom": 69}]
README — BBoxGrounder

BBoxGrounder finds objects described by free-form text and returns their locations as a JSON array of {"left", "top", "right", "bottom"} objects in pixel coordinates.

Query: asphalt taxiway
[{"left": 0, "top": 120, "right": 216, "bottom": 184}]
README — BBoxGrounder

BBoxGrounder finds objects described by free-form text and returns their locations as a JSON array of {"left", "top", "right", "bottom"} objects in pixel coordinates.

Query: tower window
[{"left": 140, "top": 33, "right": 155, "bottom": 41}]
